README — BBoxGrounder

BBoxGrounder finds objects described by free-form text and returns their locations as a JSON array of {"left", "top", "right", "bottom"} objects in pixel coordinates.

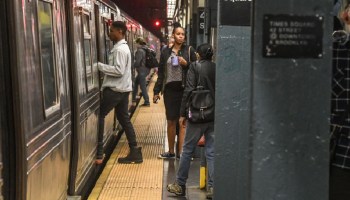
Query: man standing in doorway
[{"left": 96, "top": 21, "right": 143, "bottom": 164}]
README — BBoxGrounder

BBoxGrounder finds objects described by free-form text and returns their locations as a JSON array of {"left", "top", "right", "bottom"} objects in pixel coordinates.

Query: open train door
[{"left": 0, "top": 0, "right": 17, "bottom": 199}]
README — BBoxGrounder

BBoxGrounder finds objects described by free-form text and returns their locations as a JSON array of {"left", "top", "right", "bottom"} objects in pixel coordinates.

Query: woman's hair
[
  {"left": 196, "top": 43, "right": 214, "bottom": 60},
  {"left": 112, "top": 21, "right": 127, "bottom": 35},
  {"left": 135, "top": 37, "right": 146, "bottom": 45},
  {"left": 172, "top": 22, "right": 184, "bottom": 34}
]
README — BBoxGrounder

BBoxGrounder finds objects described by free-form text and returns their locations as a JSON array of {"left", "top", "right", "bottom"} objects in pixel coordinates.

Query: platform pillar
[{"left": 214, "top": 0, "right": 333, "bottom": 199}]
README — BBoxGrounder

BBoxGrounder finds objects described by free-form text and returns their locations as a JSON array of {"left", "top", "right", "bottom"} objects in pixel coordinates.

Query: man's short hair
[{"left": 111, "top": 21, "right": 127, "bottom": 35}]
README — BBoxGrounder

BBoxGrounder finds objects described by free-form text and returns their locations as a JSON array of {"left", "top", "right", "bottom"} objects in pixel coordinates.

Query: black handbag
[{"left": 187, "top": 62, "right": 215, "bottom": 123}]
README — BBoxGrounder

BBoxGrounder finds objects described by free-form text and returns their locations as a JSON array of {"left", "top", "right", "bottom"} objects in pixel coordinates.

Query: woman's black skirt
[{"left": 163, "top": 82, "right": 184, "bottom": 120}]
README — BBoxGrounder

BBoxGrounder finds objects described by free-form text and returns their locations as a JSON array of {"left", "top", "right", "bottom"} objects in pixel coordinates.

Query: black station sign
[
  {"left": 262, "top": 14, "right": 323, "bottom": 58},
  {"left": 220, "top": 0, "right": 251, "bottom": 26},
  {"left": 198, "top": 8, "right": 205, "bottom": 34}
]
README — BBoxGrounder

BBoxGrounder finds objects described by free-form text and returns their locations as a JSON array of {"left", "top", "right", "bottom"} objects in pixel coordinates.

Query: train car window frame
[
  {"left": 103, "top": 18, "right": 113, "bottom": 62},
  {"left": 126, "top": 27, "right": 131, "bottom": 47},
  {"left": 37, "top": 0, "right": 60, "bottom": 117},
  {"left": 40, "top": 0, "right": 54, "bottom": 3},
  {"left": 81, "top": 10, "right": 95, "bottom": 92}
]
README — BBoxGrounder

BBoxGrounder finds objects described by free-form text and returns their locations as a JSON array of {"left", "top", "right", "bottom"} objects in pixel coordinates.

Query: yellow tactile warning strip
[{"left": 88, "top": 75, "right": 166, "bottom": 200}]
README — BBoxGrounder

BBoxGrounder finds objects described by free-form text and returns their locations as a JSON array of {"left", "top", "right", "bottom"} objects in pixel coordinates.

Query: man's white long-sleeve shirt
[{"left": 98, "top": 39, "right": 132, "bottom": 92}]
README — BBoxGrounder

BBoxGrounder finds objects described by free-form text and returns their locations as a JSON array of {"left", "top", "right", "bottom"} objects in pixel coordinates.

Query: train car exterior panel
[
  {"left": 75, "top": 101, "right": 99, "bottom": 190},
  {"left": 3, "top": 0, "right": 160, "bottom": 198},
  {"left": 8, "top": 0, "right": 73, "bottom": 199},
  {"left": 26, "top": 115, "right": 71, "bottom": 173},
  {"left": 26, "top": 137, "right": 71, "bottom": 200}
]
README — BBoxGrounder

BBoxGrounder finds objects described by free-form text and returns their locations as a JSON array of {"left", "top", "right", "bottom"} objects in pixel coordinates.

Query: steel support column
[{"left": 214, "top": 0, "right": 333, "bottom": 199}]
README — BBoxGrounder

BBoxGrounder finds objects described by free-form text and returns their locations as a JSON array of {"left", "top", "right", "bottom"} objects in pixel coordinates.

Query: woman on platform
[{"left": 153, "top": 22, "right": 197, "bottom": 159}]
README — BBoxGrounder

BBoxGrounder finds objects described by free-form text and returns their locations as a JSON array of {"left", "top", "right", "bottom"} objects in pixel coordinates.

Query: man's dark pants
[
  {"left": 329, "top": 165, "right": 350, "bottom": 200},
  {"left": 132, "top": 72, "right": 150, "bottom": 105},
  {"left": 97, "top": 88, "right": 137, "bottom": 158}
]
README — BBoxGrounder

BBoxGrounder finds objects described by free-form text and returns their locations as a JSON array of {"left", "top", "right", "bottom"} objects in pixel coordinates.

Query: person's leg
[
  {"left": 167, "top": 120, "right": 177, "bottom": 154},
  {"left": 178, "top": 122, "right": 185, "bottom": 155},
  {"left": 132, "top": 74, "right": 140, "bottom": 102},
  {"left": 138, "top": 73, "right": 150, "bottom": 105},
  {"left": 115, "top": 92, "right": 137, "bottom": 147},
  {"left": 329, "top": 166, "right": 350, "bottom": 200},
  {"left": 167, "top": 122, "right": 202, "bottom": 196},
  {"left": 160, "top": 87, "right": 178, "bottom": 158},
  {"left": 115, "top": 92, "right": 143, "bottom": 164},
  {"left": 204, "top": 122, "right": 215, "bottom": 188},
  {"left": 96, "top": 88, "right": 119, "bottom": 164},
  {"left": 176, "top": 122, "right": 203, "bottom": 186},
  {"left": 159, "top": 120, "right": 177, "bottom": 158}
]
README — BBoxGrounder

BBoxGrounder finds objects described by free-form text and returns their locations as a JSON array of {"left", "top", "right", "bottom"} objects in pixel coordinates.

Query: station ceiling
[{"left": 112, "top": 0, "right": 167, "bottom": 39}]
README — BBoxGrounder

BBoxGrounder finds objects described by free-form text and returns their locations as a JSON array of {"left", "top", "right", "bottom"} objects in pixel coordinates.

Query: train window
[
  {"left": 38, "top": 1, "right": 60, "bottom": 114},
  {"left": 84, "top": 39, "right": 92, "bottom": 87},
  {"left": 83, "top": 14, "right": 90, "bottom": 35},
  {"left": 104, "top": 20, "right": 113, "bottom": 61},
  {"left": 82, "top": 13, "right": 94, "bottom": 91}
]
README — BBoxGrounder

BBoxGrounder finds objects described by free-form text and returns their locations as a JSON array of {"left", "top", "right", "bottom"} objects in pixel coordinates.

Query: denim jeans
[
  {"left": 97, "top": 88, "right": 137, "bottom": 157},
  {"left": 176, "top": 121, "right": 215, "bottom": 187},
  {"left": 132, "top": 72, "right": 150, "bottom": 104}
]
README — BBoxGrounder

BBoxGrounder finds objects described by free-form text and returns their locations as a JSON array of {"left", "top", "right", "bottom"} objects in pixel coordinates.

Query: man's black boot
[{"left": 118, "top": 146, "right": 143, "bottom": 164}]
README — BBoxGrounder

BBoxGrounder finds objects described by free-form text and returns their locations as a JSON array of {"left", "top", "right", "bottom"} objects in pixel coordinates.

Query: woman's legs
[{"left": 167, "top": 120, "right": 177, "bottom": 154}]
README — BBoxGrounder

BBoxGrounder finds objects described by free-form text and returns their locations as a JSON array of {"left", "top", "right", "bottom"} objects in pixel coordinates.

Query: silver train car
[{"left": 0, "top": 0, "right": 160, "bottom": 199}]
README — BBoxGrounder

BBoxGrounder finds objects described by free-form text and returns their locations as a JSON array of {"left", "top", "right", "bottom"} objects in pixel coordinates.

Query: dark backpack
[
  {"left": 142, "top": 47, "right": 158, "bottom": 68},
  {"left": 187, "top": 62, "right": 215, "bottom": 123}
]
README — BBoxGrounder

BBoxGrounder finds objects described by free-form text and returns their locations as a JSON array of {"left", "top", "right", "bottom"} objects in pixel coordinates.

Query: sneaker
[
  {"left": 167, "top": 182, "right": 186, "bottom": 196},
  {"left": 158, "top": 152, "right": 175, "bottom": 159},
  {"left": 206, "top": 187, "right": 213, "bottom": 199},
  {"left": 140, "top": 103, "right": 150, "bottom": 107}
]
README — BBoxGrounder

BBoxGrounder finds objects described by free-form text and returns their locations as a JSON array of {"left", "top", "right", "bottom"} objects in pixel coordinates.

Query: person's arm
[
  {"left": 98, "top": 49, "right": 128, "bottom": 77},
  {"left": 179, "top": 46, "right": 197, "bottom": 69},
  {"left": 180, "top": 62, "right": 197, "bottom": 117},
  {"left": 153, "top": 49, "right": 167, "bottom": 95}
]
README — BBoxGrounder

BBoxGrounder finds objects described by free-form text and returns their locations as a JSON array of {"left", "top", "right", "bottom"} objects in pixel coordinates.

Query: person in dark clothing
[
  {"left": 154, "top": 22, "right": 197, "bottom": 159},
  {"left": 330, "top": 1, "right": 350, "bottom": 199},
  {"left": 167, "top": 43, "right": 216, "bottom": 199},
  {"left": 96, "top": 21, "right": 142, "bottom": 165},
  {"left": 132, "top": 37, "right": 151, "bottom": 106},
  {"left": 161, "top": 37, "right": 174, "bottom": 52}
]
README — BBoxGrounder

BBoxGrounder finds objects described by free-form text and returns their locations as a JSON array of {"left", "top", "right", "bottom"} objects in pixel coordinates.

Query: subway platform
[{"left": 88, "top": 76, "right": 208, "bottom": 200}]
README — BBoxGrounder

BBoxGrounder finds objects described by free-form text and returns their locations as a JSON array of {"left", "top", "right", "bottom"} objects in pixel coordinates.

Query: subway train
[{"left": 0, "top": 0, "right": 160, "bottom": 199}]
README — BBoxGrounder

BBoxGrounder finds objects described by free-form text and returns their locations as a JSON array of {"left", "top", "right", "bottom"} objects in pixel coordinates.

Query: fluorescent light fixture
[{"left": 167, "top": 0, "right": 176, "bottom": 19}]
